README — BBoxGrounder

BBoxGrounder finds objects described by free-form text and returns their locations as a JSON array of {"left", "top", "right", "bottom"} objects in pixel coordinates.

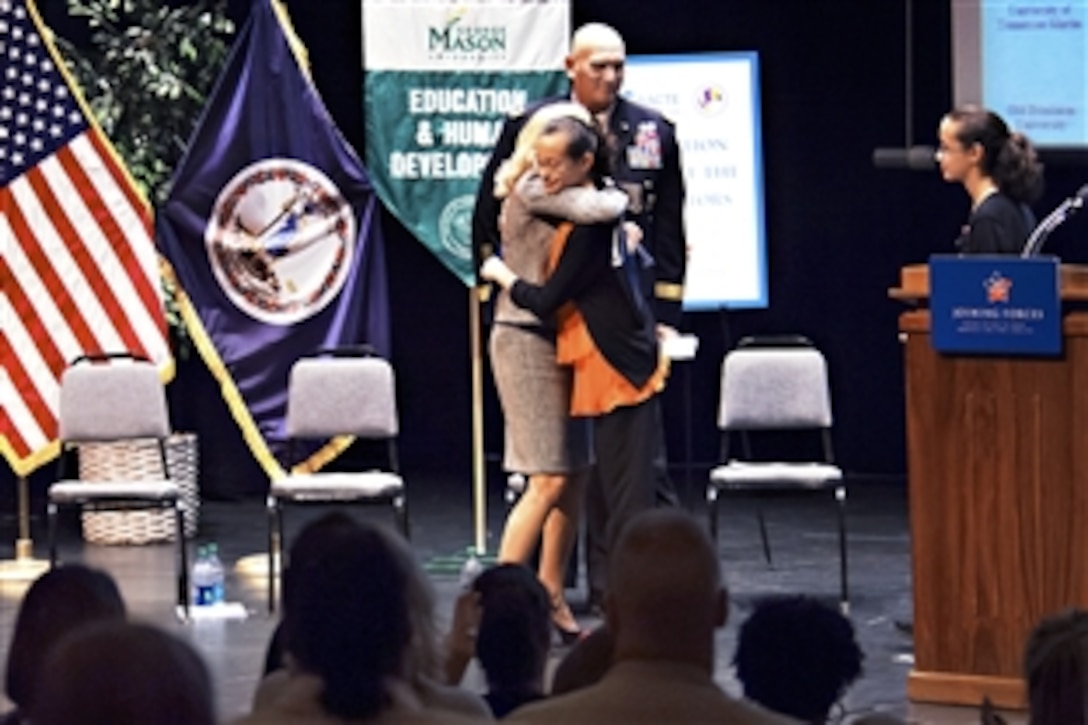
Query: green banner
[
  {"left": 362, "top": 0, "right": 569, "bottom": 286},
  {"left": 365, "top": 71, "right": 561, "bottom": 285}
]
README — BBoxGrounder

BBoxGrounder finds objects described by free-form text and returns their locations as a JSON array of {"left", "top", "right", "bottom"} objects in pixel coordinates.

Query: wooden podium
[{"left": 890, "top": 263, "right": 1088, "bottom": 708}]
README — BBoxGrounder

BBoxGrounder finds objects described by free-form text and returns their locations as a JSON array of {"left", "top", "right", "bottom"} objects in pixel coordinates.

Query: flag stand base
[
  {"left": 0, "top": 539, "right": 49, "bottom": 581},
  {"left": 233, "top": 552, "right": 280, "bottom": 579},
  {"left": 1, "top": 477, "right": 50, "bottom": 581}
]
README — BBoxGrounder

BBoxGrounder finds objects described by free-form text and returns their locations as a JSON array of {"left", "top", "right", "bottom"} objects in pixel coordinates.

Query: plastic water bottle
[
  {"left": 206, "top": 543, "right": 225, "bottom": 604},
  {"left": 192, "top": 545, "right": 215, "bottom": 606}
]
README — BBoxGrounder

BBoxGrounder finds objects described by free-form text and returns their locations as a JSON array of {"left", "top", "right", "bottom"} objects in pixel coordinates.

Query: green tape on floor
[{"left": 424, "top": 546, "right": 498, "bottom": 574}]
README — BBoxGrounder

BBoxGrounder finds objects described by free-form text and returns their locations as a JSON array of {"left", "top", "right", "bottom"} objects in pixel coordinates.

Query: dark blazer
[{"left": 473, "top": 94, "right": 687, "bottom": 328}]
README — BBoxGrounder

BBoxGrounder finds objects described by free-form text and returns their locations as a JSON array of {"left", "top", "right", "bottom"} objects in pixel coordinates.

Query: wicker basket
[{"left": 78, "top": 433, "right": 200, "bottom": 544}]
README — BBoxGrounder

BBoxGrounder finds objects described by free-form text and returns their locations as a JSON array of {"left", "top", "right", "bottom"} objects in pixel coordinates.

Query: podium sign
[{"left": 929, "top": 254, "right": 1061, "bottom": 355}]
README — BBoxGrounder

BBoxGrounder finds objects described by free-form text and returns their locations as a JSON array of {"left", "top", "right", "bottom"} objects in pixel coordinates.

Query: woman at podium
[{"left": 936, "top": 105, "right": 1044, "bottom": 254}]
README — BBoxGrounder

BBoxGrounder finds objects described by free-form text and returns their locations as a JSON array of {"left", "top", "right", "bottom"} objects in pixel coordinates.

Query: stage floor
[{"left": 0, "top": 474, "right": 1023, "bottom": 723}]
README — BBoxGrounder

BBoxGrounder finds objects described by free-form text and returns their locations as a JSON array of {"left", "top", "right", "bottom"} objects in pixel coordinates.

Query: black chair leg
[
  {"left": 175, "top": 503, "right": 189, "bottom": 618},
  {"left": 267, "top": 495, "right": 279, "bottom": 614},
  {"left": 47, "top": 501, "right": 59, "bottom": 567},
  {"left": 564, "top": 534, "right": 579, "bottom": 589},
  {"left": 707, "top": 486, "right": 719, "bottom": 542},
  {"left": 395, "top": 495, "right": 410, "bottom": 540},
  {"left": 756, "top": 506, "right": 773, "bottom": 567},
  {"left": 836, "top": 485, "right": 849, "bottom": 615}
]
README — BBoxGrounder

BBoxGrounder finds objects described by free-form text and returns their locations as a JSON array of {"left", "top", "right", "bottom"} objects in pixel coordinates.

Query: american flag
[{"left": 1, "top": 0, "right": 171, "bottom": 477}]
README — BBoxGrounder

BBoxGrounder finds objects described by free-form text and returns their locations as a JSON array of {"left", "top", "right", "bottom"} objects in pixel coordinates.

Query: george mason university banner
[
  {"left": 157, "top": 0, "right": 390, "bottom": 479},
  {"left": 363, "top": 0, "right": 569, "bottom": 285},
  {"left": 1, "top": 0, "right": 171, "bottom": 477}
]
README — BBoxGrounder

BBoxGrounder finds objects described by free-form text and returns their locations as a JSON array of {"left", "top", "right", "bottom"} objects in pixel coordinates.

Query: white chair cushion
[
  {"left": 287, "top": 358, "right": 398, "bottom": 439},
  {"left": 709, "top": 461, "right": 842, "bottom": 489},
  {"left": 49, "top": 480, "right": 179, "bottom": 503},
  {"left": 59, "top": 362, "right": 171, "bottom": 441},
  {"left": 271, "top": 472, "right": 404, "bottom": 501},
  {"left": 719, "top": 348, "right": 832, "bottom": 429}
]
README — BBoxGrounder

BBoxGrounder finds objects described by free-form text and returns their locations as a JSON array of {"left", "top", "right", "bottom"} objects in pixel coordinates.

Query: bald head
[
  {"left": 566, "top": 23, "right": 626, "bottom": 113},
  {"left": 570, "top": 23, "right": 625, "bottom": 57},
  {"left": 605, "top": 510, "right": 726, "bottom": 670}
]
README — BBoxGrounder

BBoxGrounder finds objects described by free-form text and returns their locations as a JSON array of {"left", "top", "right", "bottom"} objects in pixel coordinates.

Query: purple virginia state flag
[{"left": 156, "top": 0, "right": 389, "bottom": 479}]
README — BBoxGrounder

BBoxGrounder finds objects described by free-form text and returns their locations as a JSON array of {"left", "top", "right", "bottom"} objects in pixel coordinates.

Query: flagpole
[
  {"left": 0, "top": 476, "right": 49, "bottom": 581},
  {"left": 470, "top": 286, "right": 487, "bottom": 555}
]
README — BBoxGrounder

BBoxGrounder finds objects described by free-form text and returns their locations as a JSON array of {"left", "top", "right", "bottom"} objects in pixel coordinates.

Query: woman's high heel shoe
[
  {"left": 550, "top": 594, "right": 584, "bottom": 645},
  {"left": 553, "top": 619, "right": 584, "bottom": 646}
]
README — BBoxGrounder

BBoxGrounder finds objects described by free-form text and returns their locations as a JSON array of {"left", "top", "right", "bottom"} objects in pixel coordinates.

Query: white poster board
[{"left": 623, "top": 52, "right": 767, "bottom": 309}]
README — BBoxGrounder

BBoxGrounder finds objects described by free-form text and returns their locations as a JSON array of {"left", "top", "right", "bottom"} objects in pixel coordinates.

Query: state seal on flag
[{"left": 205, "top": 158, "right": 355, "bottom": 325}]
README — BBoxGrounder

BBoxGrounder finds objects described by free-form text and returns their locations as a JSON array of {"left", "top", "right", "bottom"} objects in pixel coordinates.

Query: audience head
[
  {"left": 282, "top": 514, "right": 434, "bottom": 720},
  {"left": 31, "top": 620, "right": 214, "bottom": 725},
  {"left": 938, "top": 104, "right": 1043, "bottom": 204},
  {"left": 494, "top": 101, "right": 591, "bottom": 199},
  {"left": 732, "top": 594, "right": 864, "bottom": 723},
  {"left": 472, "top": 563, "right": 551, "bottom": 693},
  {"left": 535, "top": 116, "right": 609, "bottom": 194},
  {"left": 566, "top": 22, "right": 626, "bottom": 114},
  {"left": 1023, "top": 608, "right": 1088, "bottom": 725},
  {"left": 551, "top": 625, "right": 615, "bottom": 696},
  {"left": 263, "top": 511, "right": 364, "bottom": 676},
  {"left": 4, "top": 563, "right": 126, "bottom": 714},
  {"left": 604, "top": 509, "right": 726, "bottom": 671}
]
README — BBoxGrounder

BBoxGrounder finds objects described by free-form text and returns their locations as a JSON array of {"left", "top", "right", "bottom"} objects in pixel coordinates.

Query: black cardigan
[
  {"left": 510, "top": 221, "right": 659, "bottom": 390},
  {"left": 956, "top": 192, "right": 1036, "bottom": 255}
]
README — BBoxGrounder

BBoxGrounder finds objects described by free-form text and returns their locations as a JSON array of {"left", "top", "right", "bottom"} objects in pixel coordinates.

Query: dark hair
[
  {"left": 1023, "top": 608, "right": 1088, "bottom": 725},
  {"left": 472, "top": 564, "right": 551, "bottom": 691},
  {"left": 539, "top": 115, "right": 612, "bottom": 185},
  {"left": 733, "top": 595, "right": 864, "bottom": 722},
  {"left": 5, "top": 564, "right": 126, "bottom": 711},
  {"left": 264, "top": 511, "right": 363, "bottom": 676},
  {"left": 282, "top": 516, "right": 415, "bottom": 720},
  {"left": 946, "top": 104, "right": 1044, "bottom": 204},
  {"left": 31, "top": 621, "right": 214, "bottom": 725}
]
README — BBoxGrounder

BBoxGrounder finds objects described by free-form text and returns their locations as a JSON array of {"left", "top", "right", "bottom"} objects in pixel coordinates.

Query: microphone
[
  {"left": 1021, "top": 184, "right": 1088, "bottom": 257},
  {"left": 871, "top": 145, "right": 936, "bottom": 171}
]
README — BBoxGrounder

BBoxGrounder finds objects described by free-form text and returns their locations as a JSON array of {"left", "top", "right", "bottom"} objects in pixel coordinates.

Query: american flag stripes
[{"left": 1, "top": 0, "right": 171, "bottom": 476}]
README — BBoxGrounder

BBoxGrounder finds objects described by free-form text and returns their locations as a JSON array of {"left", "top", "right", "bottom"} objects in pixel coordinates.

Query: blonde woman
[{"left": 489, "top": 102, "right": 627, "bottom": 642}]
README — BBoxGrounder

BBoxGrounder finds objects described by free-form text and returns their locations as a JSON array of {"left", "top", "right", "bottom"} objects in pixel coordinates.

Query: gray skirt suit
[{"left": 490, "top": 175, "right": 627, "bottom": 474}]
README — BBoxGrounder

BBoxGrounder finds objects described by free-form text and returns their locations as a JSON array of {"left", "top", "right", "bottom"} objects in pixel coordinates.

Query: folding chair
[
  {"left": 47, "top": 353, "right": 189, "bottom": 616},
  {"left": 707, "top": 336, "right": 848, "bottom": 613},
  {"left": 267, "top": 348, "right": 408, "bottom": 611}
]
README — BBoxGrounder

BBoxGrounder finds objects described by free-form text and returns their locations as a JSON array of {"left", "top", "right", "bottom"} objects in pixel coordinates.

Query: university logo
[
  {"left": 984, "top": 271, "right": 1013, "bottom": 304},
  {"left": 438, "top": 194, "right": 475, "bottom": 262},
  {"left": 205, "top": 159, "right": 355, "bottom": 325},
  {"left": 427, "top": 7, "right": 507, "bottom": 61}
]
